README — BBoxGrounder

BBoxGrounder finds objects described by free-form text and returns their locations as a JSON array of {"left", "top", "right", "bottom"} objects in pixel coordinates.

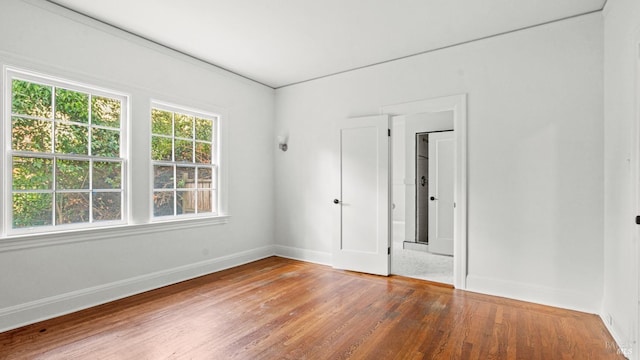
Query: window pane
[
  {"left": 197, "top": 167, "right": 214, "bottom": 193},
  {"left": 174, "top": 113, "right": 193, "bottom": 138},
  {"left": 93, "top": 161, "right": 121, "bottom": 189},
  {"left": 56, "top": 192, "right": 90, "bottom": 224},
  {"left": 176, "top": 166, "right": 195, "bottom": 189},
  {"left": 55, "top": 88, "right": 89, "bottom": 123},
  {"left": 13, "top": 156, "right": 53, "bottom": 190},
  {"left": 195, "top": 142, "right": 211, "bottom": 164},
  {"left": 13, "top": 193, "right": 53, "bottom": 228},
  {"left": 175, "top": 140, "right": 193, "bottom": 162},
  {"left": 91, "top": 128, "right": 120, "bottom": 157},
  {"left": 12, "top": 117, "right": 52, "bottom": 152},
  {"left": 177, "top": 190, "right": 195, "bottom": 215},
  {"left": 154, "top": 165, "right": 174, "bottom": 189},
  {"left": 151, "top": 109, "right": 172, "bottom": 135},
  {"left": 92, "top": 96, "right": 121, "bottom": 128},
  {"left": 55, "top": 123, "right": 88, "bottom": 154},
  {"left": 93, "top": 192, "right": 121, "bottom": 221},
  {"left": 195, "top": 118, "right": 213, "bottom": 141},
  {"left": 151, "top": 136, "right": 172, "bottom": 161},
  {"left": 153, "top": 191, "right": 174, "bottom": 216},
  {"left": 197, "top": 190, "right": 212, "bottom": 213},
  {"left": 56, "top": 159, "right": 90, "bottom": 190},
  {"left": 198, "top": 167, "right": 213, "bottom": 182},
  {"left": 12, "top": 79, "right": 52, "bottom": 118}
]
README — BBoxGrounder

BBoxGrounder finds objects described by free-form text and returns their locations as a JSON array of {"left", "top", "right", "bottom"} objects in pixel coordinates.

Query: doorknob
[
  {"left": 420, "top": 176, "right": 426, "bottom": 187},
  {"left": 430, "top": 196, "right": 437, "bottom": 201},
  {"left": 333, "top": 199, "right": 340, "bottom": 204}
]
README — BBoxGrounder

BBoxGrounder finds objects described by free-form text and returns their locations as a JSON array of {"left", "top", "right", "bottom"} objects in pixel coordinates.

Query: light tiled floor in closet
[{"left": 391, "top": 240, "right": 454, "bottom": 285}]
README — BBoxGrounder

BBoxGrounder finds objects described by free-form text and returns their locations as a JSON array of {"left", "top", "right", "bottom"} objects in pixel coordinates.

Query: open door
[
  {"left": 333, "top": 115, "right": 390, "bottom": 276},
  {"left": 428, "top": 131, "right": 454, "bottom": 255}
]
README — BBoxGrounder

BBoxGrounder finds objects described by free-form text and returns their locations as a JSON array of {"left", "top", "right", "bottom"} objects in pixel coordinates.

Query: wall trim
[
  {"left": 466, "top": 274, "right": 597, "bottom": 314},
  {"left": 274, "top": 245, "right": 332, "bottom": 266},
  {"left": 601, "top": 312, "right": 635, "bottom": 358},
  {"left": 381, "top": 94, "right": 468, "bottom": 290},
  {"left": 0, "top": 215, "right": 230, "bottom": 253},
  {"left": 632, "top": 26, "right": 640, "bottom": 360},
  {"left": 0, "top": 245, "right": 275, "bottom": 333}
]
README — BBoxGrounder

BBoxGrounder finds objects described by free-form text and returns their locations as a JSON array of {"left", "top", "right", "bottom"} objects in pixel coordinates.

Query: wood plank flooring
[{"left": 0, "top": 257, "right": 625, "bottom": 359}]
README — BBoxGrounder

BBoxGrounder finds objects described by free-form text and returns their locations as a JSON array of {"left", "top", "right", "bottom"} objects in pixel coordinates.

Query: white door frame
[
  {"left": 381, "top": 94, "right": 468, "bottom": 289},
  {"left": 634, "top": 33, "right": 640, "bottom": 360}
]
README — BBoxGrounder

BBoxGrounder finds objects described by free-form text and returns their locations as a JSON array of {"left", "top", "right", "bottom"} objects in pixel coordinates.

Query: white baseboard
[
  {"left": 600, "top": 313, "right": 635, "bottom": 359},
  {"left": 274, "top": 245, "right": 332, "bottom": 266},
  {"left": 466, "top": 274, "right": 598, "bottom": 314},
  {"left": 0, "top": 245, "right": 275, "bottom": 333}
]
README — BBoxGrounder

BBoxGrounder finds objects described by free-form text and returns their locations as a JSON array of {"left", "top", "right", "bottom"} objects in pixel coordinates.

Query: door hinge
[
  {"left": 388, "top": 247, "right": 391, "bottom": 255},
  {"left": 388, "top": 129, "right": 391, "bottom": 137},
  {"left": 636, "top": 216, "right": 640, "bottom": 225}
]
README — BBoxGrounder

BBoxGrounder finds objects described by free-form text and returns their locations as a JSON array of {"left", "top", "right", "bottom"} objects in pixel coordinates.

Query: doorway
[
  {"left": 416, "top": 130, "right": 454, "bottom": 256},
  {"left": 332, "top": 95, "right": 467, "bottom": 288},
  {"left": 382, "top": 94, "right": 467, "bottom": 289},
  {"left": 390, "top": 113, "right": 454, "bottom": 284}
]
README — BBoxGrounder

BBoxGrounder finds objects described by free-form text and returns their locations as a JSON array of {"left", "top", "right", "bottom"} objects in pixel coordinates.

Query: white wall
[
  {"left": 602, "top": 0, "right": 640, "bottom": 357},
  {"left": 0, "top": 0, "right": 275, "bottom": 331},
  {"left": 0, "top": 0, "right": 613, "bottom": 340},
  {"left": 275, "top": 13, "right": 604, "bottom": 312}
]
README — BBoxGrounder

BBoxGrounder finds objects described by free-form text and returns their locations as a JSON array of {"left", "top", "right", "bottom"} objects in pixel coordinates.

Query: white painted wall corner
[{"left": 274, "top": 245, "right": 332, "bottom": 266}]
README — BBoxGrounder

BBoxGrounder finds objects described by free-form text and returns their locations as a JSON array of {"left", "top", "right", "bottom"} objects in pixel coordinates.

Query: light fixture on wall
[{"left": 277, "top": 135, "right": 288, "bottom": 152}]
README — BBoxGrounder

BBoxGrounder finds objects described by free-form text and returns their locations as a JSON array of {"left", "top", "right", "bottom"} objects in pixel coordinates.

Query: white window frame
[
  {"left": 150, "top": 101, "right": 221, "bottom": 221},
  {"left": 2, "top": 67, "right": 129, "bottom": 236}
]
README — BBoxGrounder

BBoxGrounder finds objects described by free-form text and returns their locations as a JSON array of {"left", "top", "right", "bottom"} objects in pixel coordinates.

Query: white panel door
[
  {"left": 334, "top": 115, "right": 390, "bottom": 276},
  {"left": 428, "top": 131, "right": 454, "bottom": 255}
]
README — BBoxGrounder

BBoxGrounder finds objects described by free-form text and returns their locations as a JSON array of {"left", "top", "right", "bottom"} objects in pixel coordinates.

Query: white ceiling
[{"left": 49, "top": 0, "right": 606, "bottom": 88}]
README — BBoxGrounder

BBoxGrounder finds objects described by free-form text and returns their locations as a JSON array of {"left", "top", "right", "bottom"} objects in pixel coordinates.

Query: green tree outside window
[{"left": 10, "top": 76, "right": 124, "bottom": 229}]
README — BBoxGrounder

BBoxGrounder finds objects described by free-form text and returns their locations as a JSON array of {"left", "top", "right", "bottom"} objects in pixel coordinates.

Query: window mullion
[
  {"left": 191, "top": 117, "right": 196, "bottom": 170},
  {"left": 12, "top": 189, "right": 55, "bottom": 194},
  {"left": 173, "top": 165, "right": 177, "bottom": 216},
  {"left": 52, "top": 157, "right": 57, "bottom": 227},
  {"left": 50, "top": 86, "right": 56, "bottom": 227},
  {"left": 89, "top": 158, "right": 93, "bottom": 224},
  {"left": 88, "top": 93, "right": 93, "bottom": 157},
  {"left": 172, "top": 112, "right": 177, "bottom": 216},
  {"left": 88, "top": 95, "right": 93, "bottom": 224},
  {"left": 192, "top": 118, "right": 198, "bottom": 214},
  {"left": 51, "top": 85, "right": 56, "bottom": 155},
  {"left": 194, "top": 166, "right": 199, "bottom": 214},
  {"left": 171, "top": 112, "right": 175, "bottom": 162}
]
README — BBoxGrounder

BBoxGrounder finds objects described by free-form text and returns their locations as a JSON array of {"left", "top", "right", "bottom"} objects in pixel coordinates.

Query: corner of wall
[{"left": 274, "top": 245, "right": 332, "bottom": 266}]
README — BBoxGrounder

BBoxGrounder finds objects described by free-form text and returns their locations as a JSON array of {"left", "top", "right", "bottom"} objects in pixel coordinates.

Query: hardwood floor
[{"left": 0, "top": 257, "right": 625, "bottom": 359}]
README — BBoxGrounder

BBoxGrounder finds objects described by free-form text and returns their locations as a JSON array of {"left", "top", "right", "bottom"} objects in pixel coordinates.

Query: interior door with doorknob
[
  {"left": 428, "top": 131, "right": 454, "bottom": 255},
  {"left": 333, "top": 114, "right": 390, "bottom": 276}
]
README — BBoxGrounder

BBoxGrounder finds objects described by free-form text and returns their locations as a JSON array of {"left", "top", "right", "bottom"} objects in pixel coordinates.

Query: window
[
  {"left": 151, "top": 103, "right": 218, "bottom": 218},
  {"left": 5, "top": 69, "right": 127, "bottom": 233}
]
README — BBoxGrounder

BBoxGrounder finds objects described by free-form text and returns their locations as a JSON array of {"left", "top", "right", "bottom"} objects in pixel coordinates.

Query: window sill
[{"left": 0, "top": 215, "right": 230, "bottom": 253}]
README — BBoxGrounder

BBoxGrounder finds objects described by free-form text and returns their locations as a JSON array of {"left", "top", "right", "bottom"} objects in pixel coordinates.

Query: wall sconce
[{"left": 277, "top": 135, "right": 288, "bottom": 152}]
